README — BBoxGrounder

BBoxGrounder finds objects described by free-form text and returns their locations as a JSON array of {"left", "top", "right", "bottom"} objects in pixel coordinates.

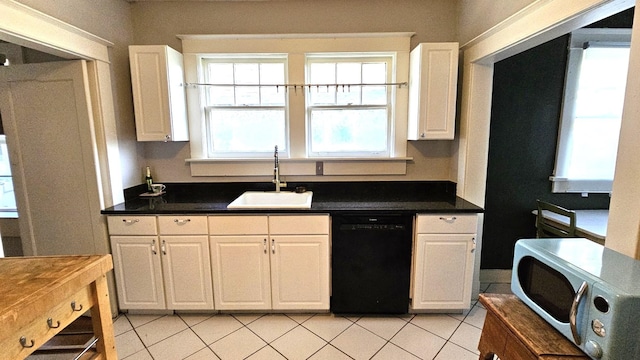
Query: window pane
[
  {"left": 236, "top": 86, "right": 260, "bottom": 105},
  {"left": 234, "top": 63, "right": 259, "bottom": 84},
  {"left": 310, "top": 108, "right": 388, "bottom": 154},
  {"left": 260, "top": 63, "right": 286, "bottom": 105},
  {"left": 208, "top": 86, "right": 235, "bottom": 106},
  {"left": 206, "top": 63, "right": 234, "bottom": 84},
  {"left": 309, "top": 63, "right": 336, "bottom": 105},
  {"left": 565, "top": 116, "right": 621, "bottom": 179},
  {"left": 362, "top": 63, "right": 387, "bottom": 104},
  {"left": 0, "top": 136, "right": 17, "bottom": 211},
  {"left": 575, "top": 47, "right": 629, "bottom": 117},
  {"left": 207, "top": 109, "right": 286, "bottom": 153},
  {"left": 336, "top": 63, "right": 361, "bottom": 105}
]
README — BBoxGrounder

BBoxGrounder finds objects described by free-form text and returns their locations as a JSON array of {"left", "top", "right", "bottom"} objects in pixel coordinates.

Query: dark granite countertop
[{"left": 101, "top": 181, "right": 483, "bottom": 215}]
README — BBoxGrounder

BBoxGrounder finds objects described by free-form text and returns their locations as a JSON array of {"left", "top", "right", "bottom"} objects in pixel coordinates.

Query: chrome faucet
[{"left": 272, "top": 145, "right": 287, "bottom": 192}]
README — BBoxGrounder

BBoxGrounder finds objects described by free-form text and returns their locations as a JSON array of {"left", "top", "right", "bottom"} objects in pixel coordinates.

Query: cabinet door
[
  {"left": 210, "top": 235, "right": 271, "bottom": 310},
  {"left": 110, "top": 236, "right": 166, "bottom": 310},
  {"left": 408, "top": 42, "right": 459, "bottom": 140},
  {"left": 129, "top": 45, "right": 188, "bottom": 142},
  {"left": 412, "top": 234, "right": 475, "bottom": 309},
  {"left": 270, "top": 235, "right": 330, "bottom": 310},
  {"left": 161, "top": 235, "right": 214, "bottom": 310}
]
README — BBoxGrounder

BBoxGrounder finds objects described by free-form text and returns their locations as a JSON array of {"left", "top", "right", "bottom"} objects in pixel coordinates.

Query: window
[
  {"left": 306, "top": 54, "right": 393, "bottom": 157},
  {"left": 0, "top": 135, "right": 17, "bottom": 212},
  {"left": 552, "top": 29, "right": 631, "bottom": 193},
  {"left": 181, "top": 33, "right": 412, "bottom": 176},
  {"left": 202, "top": 56, "right": 287, "bottom": 157}
]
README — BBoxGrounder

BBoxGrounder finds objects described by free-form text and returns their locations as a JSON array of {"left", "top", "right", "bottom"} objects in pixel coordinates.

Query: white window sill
[
  {"left": 186, "top": 157, "right": 413, "bottom": 176},
  {"left": 550, "top": 176, "right": 612, "bottom": 194}
]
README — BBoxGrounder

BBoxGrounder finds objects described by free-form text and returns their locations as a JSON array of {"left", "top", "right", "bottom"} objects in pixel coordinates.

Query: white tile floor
[{"left": 112, "top": 283, "right": 512, "bottom": 360}]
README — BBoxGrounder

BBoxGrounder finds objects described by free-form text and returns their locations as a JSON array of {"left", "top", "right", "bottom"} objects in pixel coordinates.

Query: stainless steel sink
[{"left": 227, "top": 191, "right": 313, "bottom": 209}]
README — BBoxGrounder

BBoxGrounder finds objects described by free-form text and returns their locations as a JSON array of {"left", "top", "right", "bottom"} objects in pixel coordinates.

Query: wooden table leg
[{"left": 90, "top": 274, "right": 117, "bottom": 359}]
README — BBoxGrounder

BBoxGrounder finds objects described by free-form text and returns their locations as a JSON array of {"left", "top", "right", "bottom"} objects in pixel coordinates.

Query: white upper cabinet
[
  {"left": 129, "top": 45, "right": 188, "bottom": 142},
  {"left": 408, "top": 43, "right": 459, "bottom": 140}
]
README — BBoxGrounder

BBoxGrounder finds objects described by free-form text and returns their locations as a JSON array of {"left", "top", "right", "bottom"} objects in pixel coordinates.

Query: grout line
[{"left": 119, "top": 300, "right": 494, "bottom": 360}]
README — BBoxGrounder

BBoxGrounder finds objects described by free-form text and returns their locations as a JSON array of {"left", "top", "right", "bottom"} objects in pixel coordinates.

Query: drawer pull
[
  {"left": 122, "top": 219, "right": 140, "bottom": 224},
  {"left": 20, "top": 336, "right": 35, "bottom": 348},
  {"left": 47, "top": 317, "right": 61, "bottom": 329},
  {"left": 439, "top": 216, "right": 457, "bottom": 222},
  {"left": 174, "top": 219, "right": 191, "bottom": 225},
  {"left": 71, "top": 300, "right": 83, "bottom": 312}
]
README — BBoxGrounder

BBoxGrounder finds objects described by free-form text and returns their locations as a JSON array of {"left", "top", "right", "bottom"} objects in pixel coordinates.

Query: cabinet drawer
[
  {"left": 107, "top": 216, "right": 157, "bottom": 235},
  {"left": 269, "top": 215, "right": 329, "bottom": 235},
  {"left": 416, "top": 214, "right": 477, "bottom": 234},
  {"left": 209, "top": 215, "right": 268, "bottom": 235},
  {"left": 158, "top": 216, "right": 208, "bottom": 234}
]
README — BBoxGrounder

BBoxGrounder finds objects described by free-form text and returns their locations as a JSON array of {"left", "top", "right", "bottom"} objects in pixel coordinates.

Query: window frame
[
  {"left": 305, "top": 53, "right": 396, "bottom": 158},
  {"left": 551, "top": 28, "right": 631, "bottom": 194},
  {"left": 200, "top": 55, "right": 289, "bottom": 158}
]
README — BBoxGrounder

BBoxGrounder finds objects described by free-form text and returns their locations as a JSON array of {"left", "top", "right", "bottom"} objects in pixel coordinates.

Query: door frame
[
  {"left": 454, "top": 0, "right": 635, "bottom": 295},
  {"left": 0, "top": 0, "right": 124, "bottom": 222}
]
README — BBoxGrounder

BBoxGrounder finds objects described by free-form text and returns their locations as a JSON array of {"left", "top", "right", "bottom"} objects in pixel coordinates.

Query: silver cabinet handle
[
  {"left": 263, "top": 239, "right": 267, "bottom": 254},
  {"left": 151, "top": 239, "right": 157, "bottom": 255},
  {"left": 161, "top": 239, "right": 167, "bottom": 255},
  {"left": 122, "top": 219, "right": 139, "bottom": 224},
  {"left": 439, "top": 216, "right": 457, "bottom": 222},
  {"left": 174, "top": 219, "right": 191, "bottom": 225},
  {"left": 271, "top": 239, "right": 275, "bottom": 254},
  {"left": 471, "top": 237, "right": 476, "bottom": 253},
  {"left": 570, "top": 281, "right": 589, "bottom": 345}
]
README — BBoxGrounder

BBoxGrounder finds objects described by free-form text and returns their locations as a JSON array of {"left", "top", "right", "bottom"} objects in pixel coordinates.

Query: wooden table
[
  {"left": 478, "top": 294, "right": 589, "bottom": 360},
  {"left": 0, "top": 255, "right": 116, "bottom": 360},
  {"left": 533, "top": 209, "right": 608, "bottom": 245}
]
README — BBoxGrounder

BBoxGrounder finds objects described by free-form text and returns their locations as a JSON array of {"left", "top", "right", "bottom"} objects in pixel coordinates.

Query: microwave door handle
[{"left": 570, "top": 281, "right": 589, "bottom": 345}]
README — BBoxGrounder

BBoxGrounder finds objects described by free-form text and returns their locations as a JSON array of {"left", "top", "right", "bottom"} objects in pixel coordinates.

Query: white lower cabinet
[
  {"left": 108, "top": 215, "right": 213, "bottom": 310},
  {"left": 209, "top": 215, "right": 330, "bottom": 311},
  {"left": 111, "top": 234, "right": 166, "bottom": 309},
  {"left": 412, "top": 214, "right": 478, "bottom": 310}
]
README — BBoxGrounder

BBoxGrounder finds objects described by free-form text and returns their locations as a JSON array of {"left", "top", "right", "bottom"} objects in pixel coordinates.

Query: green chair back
[{"left": 536, "top": 200, "right": 577, "bottom": 238}]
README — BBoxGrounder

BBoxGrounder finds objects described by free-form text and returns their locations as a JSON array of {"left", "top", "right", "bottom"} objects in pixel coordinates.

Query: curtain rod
[{"left": 184, "top": 82, "right": 408, "bottom": 89}]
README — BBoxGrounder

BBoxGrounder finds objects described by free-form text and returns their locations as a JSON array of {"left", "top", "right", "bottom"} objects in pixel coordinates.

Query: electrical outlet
[{"left": 316, "top": 161, "right": 323, "bottom": 175}]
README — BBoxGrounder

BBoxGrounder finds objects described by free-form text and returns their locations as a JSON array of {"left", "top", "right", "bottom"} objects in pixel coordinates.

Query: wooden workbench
[
  {"left": 0, "top": 255, "right": 116, "bottom": 359},
  {"left": 478, "top": 293, "right": 589, "bottom": 360}
]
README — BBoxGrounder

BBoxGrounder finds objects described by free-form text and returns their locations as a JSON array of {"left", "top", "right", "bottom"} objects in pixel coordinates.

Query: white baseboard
[{"left": 480, "top": 269, "right": 512, "bottom": 283}]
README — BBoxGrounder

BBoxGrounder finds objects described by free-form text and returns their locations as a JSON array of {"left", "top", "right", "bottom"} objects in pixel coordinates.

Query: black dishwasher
[{"left": 331, "top": 214, "right": 413, "bottom": 314}]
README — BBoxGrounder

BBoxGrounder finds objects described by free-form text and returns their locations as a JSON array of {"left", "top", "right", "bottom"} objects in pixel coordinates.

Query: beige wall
[
  {"left": 457, "top": 0, "right": 537, "bottom": 45},
  {"left": 131, "top": 0, "right": 459, "bottom": 183},
  {"left": 14, "top": 0, "right": 141, "bottom": 188}
]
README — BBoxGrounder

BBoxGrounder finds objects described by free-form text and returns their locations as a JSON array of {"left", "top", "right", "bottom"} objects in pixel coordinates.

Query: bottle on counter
[{"left": 145, "top": 166, "right": 153, "bottom": 191}]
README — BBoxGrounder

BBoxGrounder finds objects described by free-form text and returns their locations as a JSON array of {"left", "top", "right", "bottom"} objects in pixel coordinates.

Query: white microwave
[{"left": 511, "top": 238, "right": 640, "bottom": 359}]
